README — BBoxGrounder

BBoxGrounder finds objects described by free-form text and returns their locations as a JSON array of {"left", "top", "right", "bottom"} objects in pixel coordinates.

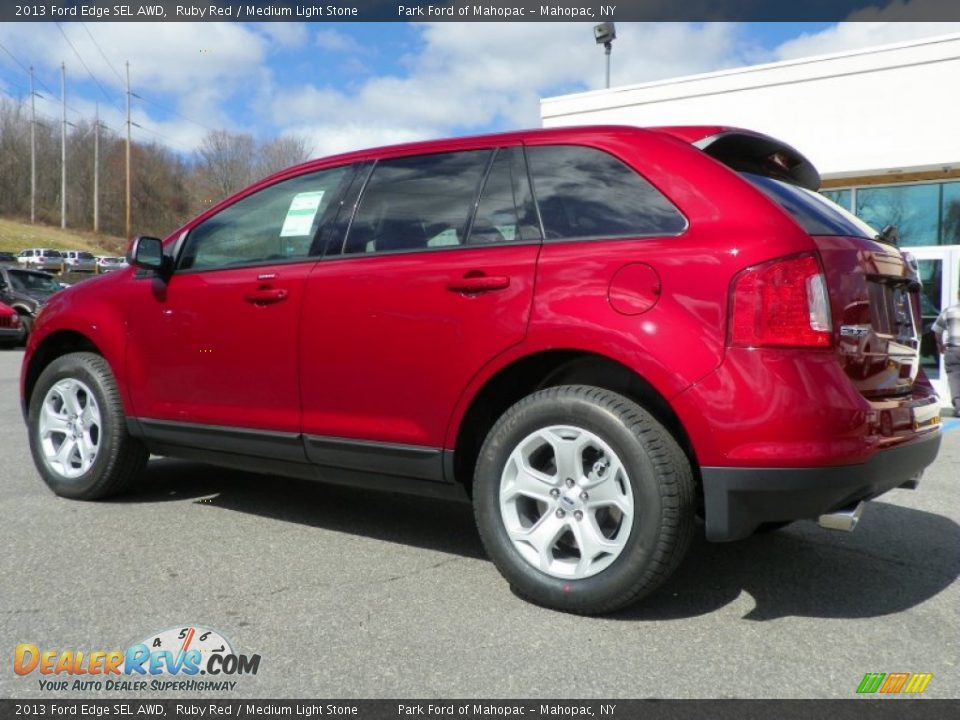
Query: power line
[
  {"left": 132, "top": 92, "right": 218, "bottom": 135},
  {"left": 131, "top": 121, "right": 196, "bottom": 154},
  {"left": 0, "top": 40, "right": 58, "bottom": 99},
  {"left": 56, "top": 22, "right": 123, "bottom": 114},
  {"left": 81, "top": 22, "right": 125, "bottom": 85}
]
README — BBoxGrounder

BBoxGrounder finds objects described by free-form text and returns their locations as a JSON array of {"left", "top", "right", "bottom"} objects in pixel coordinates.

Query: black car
[
  {"left": 0, "top": 266, "right": 63, "bottom": 341},
  {"left": 0, "top": 251, "right": 17, "bottom": 264}
]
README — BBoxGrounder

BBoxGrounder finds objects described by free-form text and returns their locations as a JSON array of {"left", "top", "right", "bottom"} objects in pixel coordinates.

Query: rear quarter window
[{"left": 526, "top": 145, "right": 686, "bottom": 240}]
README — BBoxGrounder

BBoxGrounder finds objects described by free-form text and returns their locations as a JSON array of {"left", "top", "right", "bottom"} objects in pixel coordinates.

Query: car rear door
[
  {"left": 124, "top": 165, "right": 354, "bottom": 448},
  {"left": 298, "top": 146, "right": 541, "bottom": 478}
]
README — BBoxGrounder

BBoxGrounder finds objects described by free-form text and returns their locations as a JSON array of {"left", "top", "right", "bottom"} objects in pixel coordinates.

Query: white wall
[{"left": 541, "top": 34, "right": 960, "bottom": 180}]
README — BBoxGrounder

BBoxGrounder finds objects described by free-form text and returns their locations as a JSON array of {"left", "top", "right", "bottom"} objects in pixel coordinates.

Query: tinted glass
[
  {"left": 745, "top": 173, "right": 879, "bottom": 239},
  {"left": 344, "top": 150, "right": 492, "bottom": 254},
  {"left": 940, "top": 182, "right": 960, "bottom": 246},
  {"left": 821, "top": 188, "right": 851, "bottom": 210},
  {"left": 526, "top": 145, "right": 686, "bottom": 240},
  {"left": 856, "top": 183, "right": 939, "bottom": 247},
  {"left": 9, "top": 270, "right": 60, "bottom": 293},
  {"left": 468, "top": 147, "right": 541, "bottom": 245},
  {"left": 180, "top": 167, "right": 349, "bottom": 271},
  {"left": 78, "top": 252, "right": 94, "bottom": 260}
]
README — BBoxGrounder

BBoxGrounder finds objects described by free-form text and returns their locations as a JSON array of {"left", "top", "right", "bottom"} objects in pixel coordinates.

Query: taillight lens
[{"left": 729, "top": 253, "right": 832, "bottom": 348}]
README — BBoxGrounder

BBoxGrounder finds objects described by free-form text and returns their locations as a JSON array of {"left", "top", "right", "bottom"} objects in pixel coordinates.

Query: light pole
[{"left": 594, "top": 23, "right": 616, "bottom": 89}]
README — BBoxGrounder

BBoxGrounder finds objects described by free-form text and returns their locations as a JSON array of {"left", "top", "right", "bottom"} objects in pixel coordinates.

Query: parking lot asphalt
[{"left": 0, "top": 347, "right": 957, "bottom": 699}]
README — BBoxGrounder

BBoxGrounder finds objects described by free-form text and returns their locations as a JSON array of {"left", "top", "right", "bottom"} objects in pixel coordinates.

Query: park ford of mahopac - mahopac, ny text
[
  {"left": 396, "top": 5, "right": 617, "bottom": 17},
  {"left": 397, "top": 705, "right": 618, "bottom": 717}
]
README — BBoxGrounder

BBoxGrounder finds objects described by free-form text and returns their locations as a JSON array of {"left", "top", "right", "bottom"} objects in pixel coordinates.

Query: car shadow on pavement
[
  {"left": 119, "top": 457, "right": 487, "bottom": 560},
  {"left": 615, "top": 500, "right": 960, "bottom": 622},
  {"left": 123, "top": 458, "right": 959, "bottom": 621}
]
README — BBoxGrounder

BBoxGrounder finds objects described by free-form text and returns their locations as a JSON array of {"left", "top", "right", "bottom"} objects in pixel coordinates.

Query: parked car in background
[
  {"left": 96, "top": 256, "right": 128, "bottom": 273},
  {"left": 0, "top": 300, "right": 23, "bottom": 348},
  {"left": 0, "top": 265, "right": 62, "bottom": 340},
  {"left": 61, "top": 250, "right": 97, "bottom": 273},
  {"left": 18, "top": 248, "right": 64, "bottom": 272},
  {"left": 0, "top": 251, "right": 17, "bottom": 264},
  {"left": 19, "top": 125, "right": 942, "bottom": 614}
]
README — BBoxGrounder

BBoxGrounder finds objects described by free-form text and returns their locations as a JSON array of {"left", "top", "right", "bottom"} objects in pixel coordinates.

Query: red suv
[{"left": 20, "top": 126, "right": 942, "bottom": 614}]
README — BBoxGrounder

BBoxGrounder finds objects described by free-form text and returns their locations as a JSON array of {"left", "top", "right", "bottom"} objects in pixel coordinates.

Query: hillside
[{"left": 0, "top": 217, "right": 127, "bottom": 255}]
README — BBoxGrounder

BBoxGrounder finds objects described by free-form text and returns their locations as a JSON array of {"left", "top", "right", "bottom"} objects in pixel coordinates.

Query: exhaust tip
[{"left": 818, "top": 502, "right": 865, "bottom": 532}]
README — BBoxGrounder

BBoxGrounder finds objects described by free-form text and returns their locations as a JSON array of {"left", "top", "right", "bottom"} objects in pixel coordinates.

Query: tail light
[{"left": 729, "top": 253, "right": 832, "bottom": 348}]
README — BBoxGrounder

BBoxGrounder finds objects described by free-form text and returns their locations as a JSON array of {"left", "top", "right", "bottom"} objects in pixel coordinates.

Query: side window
[
  {"left": 468, "top": 147, "right": 541, "bottom": 245},
  {"left": 343, "top": 150, "right": 492, "bottom": 255},
  {"left": 526, "top": 145, "right": 686, "bottom": 240},
  {"left": 179, "top": 166, "right": 350, "bottom": 271}
]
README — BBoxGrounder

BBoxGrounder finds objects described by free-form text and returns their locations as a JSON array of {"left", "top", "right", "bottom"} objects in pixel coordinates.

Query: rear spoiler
[{"left": 692, "top": 130, "right": 821, "bottom": 191}]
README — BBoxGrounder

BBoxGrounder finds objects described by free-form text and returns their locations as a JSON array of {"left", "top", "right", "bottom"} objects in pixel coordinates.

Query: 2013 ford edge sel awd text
[{"left": 20, "top": 126, "right": 942, "bottom": 614}]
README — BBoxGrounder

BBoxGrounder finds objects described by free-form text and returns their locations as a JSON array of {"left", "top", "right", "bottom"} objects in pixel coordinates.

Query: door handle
[
  {"left": 245, "top": 288, "right": 288, "bottom": 305},
  {"left": 447, "top": 275, "right": 511, "bottom": 294}
]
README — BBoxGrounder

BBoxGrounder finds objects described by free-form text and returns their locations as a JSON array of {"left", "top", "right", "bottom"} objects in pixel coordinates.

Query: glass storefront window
[
  {"left": 821, "top": 188, "right": 851, "bottom": 210},
  {"left": 942, "top": 182, "right": 960, "bottom": 246},
  {"left": 855, "top": 183, "right": 940, "bottom": 247}
]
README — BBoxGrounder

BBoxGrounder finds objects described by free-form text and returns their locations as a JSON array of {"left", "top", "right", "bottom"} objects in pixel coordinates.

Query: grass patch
[{"left": 0, "top": 216, "right": 126, "bottom": 255}]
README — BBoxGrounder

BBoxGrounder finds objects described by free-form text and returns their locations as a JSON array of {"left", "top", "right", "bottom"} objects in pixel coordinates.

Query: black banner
[
  {"left": 4, "top": 0, "right": 960, "bottom": 23},
  {"left": 1, "top": 700, "right": 959, "bottom": 720}
]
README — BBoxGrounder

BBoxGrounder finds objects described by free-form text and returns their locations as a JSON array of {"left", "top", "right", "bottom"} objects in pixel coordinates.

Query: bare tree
[
  {"left": 257, "top": 135, "right": 312, "bottom": 178},
  {"left": 195, "top": 129, "right": 257, "bottom": 200}
]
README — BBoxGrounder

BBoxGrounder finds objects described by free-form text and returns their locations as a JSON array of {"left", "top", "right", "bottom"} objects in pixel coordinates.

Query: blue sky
[{"left": 0, "top": 20, "right": 957, "bottom": 158}]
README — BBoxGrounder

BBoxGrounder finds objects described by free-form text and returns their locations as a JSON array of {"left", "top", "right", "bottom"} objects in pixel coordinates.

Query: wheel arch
[
  {"left": 23, "top": 330, "right": 105, "bottom": 418},
  {"left": 448, "top": 349, "right": 699, "bottom": 495}
]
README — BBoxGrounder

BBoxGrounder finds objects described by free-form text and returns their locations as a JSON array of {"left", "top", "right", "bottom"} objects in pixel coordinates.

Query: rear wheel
[
  {"left": 28, "top": 352, "right": 147, "bottom": 499},
  {"left": 473, "top": 385, "right": 695, "bottom": 614}
]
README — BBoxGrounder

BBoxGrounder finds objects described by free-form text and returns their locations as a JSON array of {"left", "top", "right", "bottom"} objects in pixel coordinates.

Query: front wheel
[
  {"left": 27, "top": 352, "right": 147, "bottom": 499},
  {"left": 16, "top": 312, "right": 32, "bottom": 345},
  {"left": 473, "top": 385, "right": 695, "bottom": 615}
]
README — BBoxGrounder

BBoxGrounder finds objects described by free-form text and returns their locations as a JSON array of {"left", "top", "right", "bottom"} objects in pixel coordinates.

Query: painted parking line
[{"left": 943, "top": 417, "right": 960, "bottom": 433}]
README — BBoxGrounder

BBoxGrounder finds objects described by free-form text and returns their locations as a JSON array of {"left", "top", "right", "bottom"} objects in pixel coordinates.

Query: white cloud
[
  {"left": 270, "top": 22, "right": 748, "bottom": 157},
  {"left": 0, "top": 22, "right": 270, "bottom": 149},
  {"left": 314, "top": 28, "right": 361, "bottom": 54},
  {"left": 8, "top": 19, "right": 957, "bottom": 162},
  {"left": 774, "top": 21, "right": 960, "bottom": 60}
]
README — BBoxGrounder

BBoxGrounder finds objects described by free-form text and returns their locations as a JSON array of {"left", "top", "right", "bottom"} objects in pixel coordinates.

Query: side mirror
[{"left": 128, "top": 236, "right": 169, "bottom": 275}]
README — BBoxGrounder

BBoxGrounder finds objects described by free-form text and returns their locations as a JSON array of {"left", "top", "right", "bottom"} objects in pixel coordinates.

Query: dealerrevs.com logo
[{"left": 14, "top": 625, "right": 261, "bottom": 692}]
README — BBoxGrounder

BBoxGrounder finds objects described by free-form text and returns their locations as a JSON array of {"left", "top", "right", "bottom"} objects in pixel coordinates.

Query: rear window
[
  {"left": 42, "top": 250, "right": 63, "bottom": 258},
  {"left": 744, "top": 173, "right": 878, "bottom": 239},
  {"left": 78, "top": 252, "right": 94, "bottom": 260}
]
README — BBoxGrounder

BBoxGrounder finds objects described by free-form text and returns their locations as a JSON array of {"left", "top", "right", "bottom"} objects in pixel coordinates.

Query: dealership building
[{"left": 541, "top": 33, "right": 960, "bottom": 404}]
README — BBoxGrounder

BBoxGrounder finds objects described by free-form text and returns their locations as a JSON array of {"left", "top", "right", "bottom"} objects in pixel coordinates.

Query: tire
[
  {"left": 27, "top": 352, "right": 147, "bottom": 499},
  {"left": 17, "top": 312, "right": 32, "bottom": 345},
  {"left": 473, "top": 385, "right": 695, "bottom": 615}
]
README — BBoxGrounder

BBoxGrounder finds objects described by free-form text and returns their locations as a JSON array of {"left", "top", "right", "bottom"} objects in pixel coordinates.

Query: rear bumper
[{"left": 701, "top": 430, "right": 941, "bottom": 541}]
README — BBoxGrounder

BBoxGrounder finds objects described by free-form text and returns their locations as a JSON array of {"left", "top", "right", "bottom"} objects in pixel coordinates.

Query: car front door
[
  {"left": 298, "top": 146, "right": 542, "bottom": 478},
  {"left": 124, "top": 165, "right": 354, "bottom": 446}
]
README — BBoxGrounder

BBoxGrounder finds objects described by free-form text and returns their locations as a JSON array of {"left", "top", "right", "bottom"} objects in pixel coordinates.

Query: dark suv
[
  {"left": 20, "top": 126, "right": 942, "bottom": 614},
  {"left": 0, "top": 266, "right": 62, "bottom": 343}
]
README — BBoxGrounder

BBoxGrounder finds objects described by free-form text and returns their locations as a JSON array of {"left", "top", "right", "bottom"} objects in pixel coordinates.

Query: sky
[{"left": 1, "top": 19, "right": 959, "bottom": 159}]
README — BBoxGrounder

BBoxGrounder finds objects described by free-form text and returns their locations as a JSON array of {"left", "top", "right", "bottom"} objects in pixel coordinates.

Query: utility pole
[
  {"left": 29, "top": 66, "right": 36, "bottom": 224},
  {"left": 125, "top": 61, "right": 131, "bottom": 239},
  {"left": 61, "top": 62, "right": 67, "bottom": 230},
  {"left": 93, "top": 103, "right": 99, "bottom": 234}
]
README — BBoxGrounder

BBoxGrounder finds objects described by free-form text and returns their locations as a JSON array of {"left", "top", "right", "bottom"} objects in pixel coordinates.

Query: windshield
[
  {"left": 743, "top": 173, "right": 880, "bottom": 240},
  {"left": 8, "top": 270, "right": 61, "bottom": 293}
]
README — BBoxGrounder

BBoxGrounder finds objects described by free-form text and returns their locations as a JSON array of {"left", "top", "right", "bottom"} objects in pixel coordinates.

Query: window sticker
[{"left": 279, "top": 191, "right": 325, "bottom": 237}]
